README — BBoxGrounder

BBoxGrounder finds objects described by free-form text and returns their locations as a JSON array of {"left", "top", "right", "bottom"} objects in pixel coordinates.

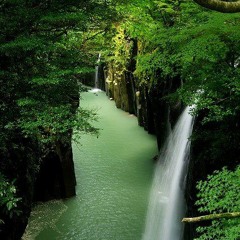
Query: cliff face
[
  {"left": 0, "top": 107, "right": 78, "bottom": 240},
  {"left": 34, "top": 139, "right": 76, "bottom": 201},
  {"left": 103, "top": 34, "right": 182, "bottom": 150},
  {"left": 101, "top": 33, "right": 214, "bottom": 240},
  {"left": 0, "top": 137, "right": 77, "bottom": 240}
]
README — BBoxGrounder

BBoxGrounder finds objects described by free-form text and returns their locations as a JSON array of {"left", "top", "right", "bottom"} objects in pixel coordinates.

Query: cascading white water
[
  {"left": 94, "top": 53, "right": 101, "bottom": 89},
  {"left": 143, "top": 107, "right": 194, "bottom": 240},
  {"left": 89, "top": 53, "right": 102, "bottom": 93}
]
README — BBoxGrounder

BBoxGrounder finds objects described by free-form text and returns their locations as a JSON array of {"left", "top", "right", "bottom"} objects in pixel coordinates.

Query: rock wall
[
  {"left": 0, "top": 104, "right": 78, "bottom": 239},
  {"left": 103, "top": 36, "right": 182, "bottom": 149},
  {"left": 34, "top": 140, "right": 76, "bottom": 201},
  {"left": 0, "top": 136, "right": 77, "bottom": 240},
  {"left": 104, "top": 61, "right": 136, "bottom": 114},
  {"left": 99, "top": 29, "right": 240, "bottom": 240}
]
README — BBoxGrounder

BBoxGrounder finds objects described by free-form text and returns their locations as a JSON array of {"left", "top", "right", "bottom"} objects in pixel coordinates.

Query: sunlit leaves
[
  {"left": 118, "top": 1, "right": 240, "bottom": 124},
  {"left": 196, "top": 167, "right": 240, "bottom": 213},
  {"left": 195, "top": 167, "right": 240, "bottom": 240}
]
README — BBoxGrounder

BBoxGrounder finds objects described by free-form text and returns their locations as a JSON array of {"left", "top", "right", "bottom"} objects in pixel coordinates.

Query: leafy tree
[
  {"left": 118, "top": 1, "right": 240, "bottom": 125},
  {"left": 194, "top": 167, "right": 240, "bottom": 240},
  {"left": 0, "top": 0, "right": 104, "bottom": 147},
  {"left": 0, "top": 0, "right": 116, "bottom": 237}
]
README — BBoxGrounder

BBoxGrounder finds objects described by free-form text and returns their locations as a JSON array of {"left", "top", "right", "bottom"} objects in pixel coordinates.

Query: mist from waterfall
[{"left": 142, "top": 107, "right": 194, "bottom": 240}]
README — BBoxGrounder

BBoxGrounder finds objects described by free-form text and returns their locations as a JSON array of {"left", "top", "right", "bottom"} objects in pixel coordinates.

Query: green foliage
[
  {"left": 0, "top": 174, "right": 22, "bottom": 220},
  {"left": 173, "top": 14, "right": 240, "bottom": 123},
  {"left": 0, "top": 0, "right": 115, "bottom": 149},
  {"left": 0, "top": 0, "right": 239, "bottom": 237},
  {"left": 17, "top": 103, "right": 99, "bottom": 144},
  {"left": 0, "top": 0, "right": 115, "bottom": 226},
  {"left": 104, "top": 4, "right": 240, "bottom": 239},
  {"left": 113, "top": 0, "right": 240, "bottom": 123},
  {"left": 196, "top": 167, "right": 240, "bottom": 214},
  {"left": 106, "top": 27, "right": 134, "bottom": 73},
  {"left": 194, "top": 167, "right": 240, "bottom": 240}
]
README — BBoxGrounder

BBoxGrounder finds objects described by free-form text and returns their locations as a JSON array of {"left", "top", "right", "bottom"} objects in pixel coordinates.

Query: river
[{"left": 23, "top": 90, "right": 157, "bottom": 240}]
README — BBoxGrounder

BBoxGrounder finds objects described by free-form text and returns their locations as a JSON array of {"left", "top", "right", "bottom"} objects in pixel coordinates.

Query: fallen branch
[{"left": 182, "top": 212, "right": 240, "bottom": 223}]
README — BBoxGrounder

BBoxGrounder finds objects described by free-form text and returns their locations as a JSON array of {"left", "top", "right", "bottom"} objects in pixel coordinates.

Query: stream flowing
[{"left": 23, "top": 90, "right": 157, "bottom": 240}]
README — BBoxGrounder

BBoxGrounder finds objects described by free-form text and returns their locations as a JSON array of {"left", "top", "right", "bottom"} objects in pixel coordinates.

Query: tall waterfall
[
  {"left": 143, "top": 107, "right": 194, "bottom": 240},
  {"left": 94, "top": 53, "right": 101, "bottom": 89}
]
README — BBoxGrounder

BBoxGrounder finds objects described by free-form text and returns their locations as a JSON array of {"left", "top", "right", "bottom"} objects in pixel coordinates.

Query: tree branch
[
  {"left": 182, "top": 212, "right": 240, "bottom": 223},
  {"left": 81, "top": 30, "right": 105, "bottom": 46},
  {"left": 193, "top": 0, "right": 240, "bottom": 13}
]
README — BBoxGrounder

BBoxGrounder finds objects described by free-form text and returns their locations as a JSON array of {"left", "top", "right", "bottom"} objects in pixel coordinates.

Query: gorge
[
  {"left": 0, "top": 1, "right": 239, "bottom": 240},
  {"left": 23, "top": 90, "right": 158, "bottom": 240}
]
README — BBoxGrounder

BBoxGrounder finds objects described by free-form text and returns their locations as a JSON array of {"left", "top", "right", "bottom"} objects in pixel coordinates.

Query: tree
[
  {"left": 0, "top": 0, "right": 104, "bottom": 146},
  {"left": 193, "top": 0, "right": 240, "bottom": 13},
  {"left": 191, "top": 167, "right": 240, "bottom": 240},
  {"left": 104, "top": 2, "right": 240, "bottom": 238},
  {"left": 0, "top": 0, "right": 115, "bottom": 238}
]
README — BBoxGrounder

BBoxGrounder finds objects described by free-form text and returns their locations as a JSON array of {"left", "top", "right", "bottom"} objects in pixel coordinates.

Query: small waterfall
[
  {"left": 94, "top": 53, "right": 101, "bottom": 89},
  {"left": 143, "top": 107, "right": 194, "bottom": 240},
  {"left": 89, "top": 53, "right": 102, "bottom": 93}
]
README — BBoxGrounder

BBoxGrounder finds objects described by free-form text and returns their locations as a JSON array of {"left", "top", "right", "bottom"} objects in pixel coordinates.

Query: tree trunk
[
  {"left": 193, "top": 0, "right": 240, "bottom": 13},
  {"left": 182, "top": 212, "right": 240, "bottom": 222}
]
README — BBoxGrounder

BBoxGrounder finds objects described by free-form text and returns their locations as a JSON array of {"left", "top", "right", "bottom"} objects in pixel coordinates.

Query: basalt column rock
[
  {"left": 136, "top": 86, "right": 155, "bottom": 134},
  {"left": 104, "top": 30, "right": 183, "bottom": 149},
  {"left": 136, "top": 76, "right": 182, "bottom": 150},
  {"left": 34, "top": 138, "right": 76, "bottom": 201},
  {"left": 105, "top": 62, "right": 137, "bottom": 114},
  {"left": 105, "top": 34, "right": 138, "bottom": 114}
]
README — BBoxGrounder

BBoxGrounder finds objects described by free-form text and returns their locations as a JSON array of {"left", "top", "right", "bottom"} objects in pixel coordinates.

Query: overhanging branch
[
  {"left": 193, "top": 0, "right": 240, "bottom": 13},
  {"left": 182, "top": 212, "right": 240, "bottom": 223}
]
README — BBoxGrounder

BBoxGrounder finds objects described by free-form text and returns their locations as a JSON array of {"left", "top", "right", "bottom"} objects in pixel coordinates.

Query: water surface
[{"left": 23, "top": 91, "right": 157, "bottom": 240}]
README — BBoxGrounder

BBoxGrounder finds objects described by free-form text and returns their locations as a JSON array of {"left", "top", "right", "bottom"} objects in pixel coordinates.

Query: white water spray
[
  {"left": 143, "top": 107, "right": 194, "bottom": 240},
  {"left": 94, "top": 53, "right": 101, "bottom": 89},
  {"left": 89, "top": 53, "right": 102, "bottom": 93}
]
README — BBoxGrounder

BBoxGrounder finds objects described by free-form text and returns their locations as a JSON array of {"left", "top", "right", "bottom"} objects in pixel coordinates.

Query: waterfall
[
  {"left": 89, "top": 53, "right": 102, "bottom": 93},
  {"left": 143, "top": 107, "right": 194, "bottom": 240},
  {"left": 94, "top": 53, "right": 101, "bottom": 89}
]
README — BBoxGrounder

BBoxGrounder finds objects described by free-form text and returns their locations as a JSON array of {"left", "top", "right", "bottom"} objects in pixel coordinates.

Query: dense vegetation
[
  {"left": 195, "top": 167, "right": 240, "bottom": 239},
  {"left": 101, "top": 1, "right": 240, "bottom": 239},
  {"left": 0, "top": 0, "right": 239, "bottom": 239},
  {"left": 0, "top": 0, "right": 112, "bottom": 238}
]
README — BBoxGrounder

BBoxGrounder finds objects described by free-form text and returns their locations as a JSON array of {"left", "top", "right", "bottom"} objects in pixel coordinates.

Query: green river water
[{"left": 23, "top": 90, "right": 158, "bottom": 240}]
